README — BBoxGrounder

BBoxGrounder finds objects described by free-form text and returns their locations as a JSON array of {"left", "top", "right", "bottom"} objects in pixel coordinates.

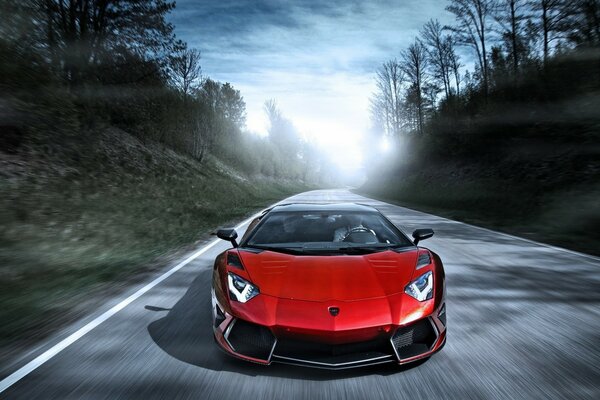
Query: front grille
[
  {"left": 226, "top": 319, "right": 276, "bottom": 360},
  {"left": 392, "top": 318, "right": 437, "bottom": 360},
  {"left": 273, "top": 337, "right": 394, "bottom": 366}
]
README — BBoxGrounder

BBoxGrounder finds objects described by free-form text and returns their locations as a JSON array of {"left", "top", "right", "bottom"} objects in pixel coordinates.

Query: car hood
[{"left": 237, "top": 249, "right": 418, "bottom": 301}]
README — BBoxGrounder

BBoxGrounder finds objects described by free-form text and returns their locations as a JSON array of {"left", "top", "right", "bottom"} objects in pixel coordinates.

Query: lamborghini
[{"left": 211, "top": 203, "right": 446, "bottom": 369}]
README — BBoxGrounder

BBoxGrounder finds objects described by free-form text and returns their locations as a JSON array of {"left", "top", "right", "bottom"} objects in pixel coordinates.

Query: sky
[{"left": 169, "top": 0, "right": 453, "bottom": 173}]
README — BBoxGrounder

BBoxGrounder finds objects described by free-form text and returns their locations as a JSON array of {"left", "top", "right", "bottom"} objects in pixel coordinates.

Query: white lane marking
[{"left": 0, "top": 213, "right": 261, "bottom": 393}]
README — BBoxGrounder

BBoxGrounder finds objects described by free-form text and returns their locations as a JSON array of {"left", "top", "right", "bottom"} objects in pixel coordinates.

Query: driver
[{"left": 333, "top": 215, "right": 364, "bottom": 242}]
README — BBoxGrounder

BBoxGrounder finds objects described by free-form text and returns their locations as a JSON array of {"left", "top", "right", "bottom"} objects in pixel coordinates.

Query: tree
[
  {"left": 220, "top": 83, "right": 246, "bottom": 129},
  {"left": 421, "top": 19, "right": 452, "bottom": 99},
  {"left": 490, "top": 44, "right": 511, "bottom": 86},
  {"left": 446, "top": 0, "right": 496, "bottom": 98},
  {"left": 0, "top": 1, "right": 45, "bottom": 51},
  {"left": 196, "top": 78, "right": 225, "bottom": 154},
  {"left": 370, "top": 59, "right": 405, "bottom": 139},
  {"left": 531, "top": 0, "right": 575, "bottom": 63},
  {"left": 565, "top": 0, "right": 600, "bottom": 48},
  {"left": 171, "top": 48, "right": 201, "bottom": 96},
  {"left": 264, "top": 99, "right": 300, "bottom": 161},
  {"left": 38, "top": 0, "right": 181, "bottom": 85},
  {"left": 495, "top": 0, "right": 530, "bottom": 79},
  {"left": 446, "top": 36, "right": 463, "bottom": 96},
  {"left": 401, "top": 39, "right": 429, "bottom": 135}
]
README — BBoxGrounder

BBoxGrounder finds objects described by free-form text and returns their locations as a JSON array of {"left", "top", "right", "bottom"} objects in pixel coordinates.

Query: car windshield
[{"left": 243, "top": 210, "right": 414, "bottom": 254}]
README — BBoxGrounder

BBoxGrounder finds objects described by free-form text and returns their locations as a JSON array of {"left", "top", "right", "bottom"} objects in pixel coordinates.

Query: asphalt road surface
[{"left": 1, "top": 189, "right": 599, "bottom": 399}]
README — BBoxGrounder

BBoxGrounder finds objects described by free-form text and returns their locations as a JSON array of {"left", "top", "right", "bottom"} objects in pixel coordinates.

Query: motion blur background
[{"left": 0, "top": 0, "right": 598, "bottom": 363}]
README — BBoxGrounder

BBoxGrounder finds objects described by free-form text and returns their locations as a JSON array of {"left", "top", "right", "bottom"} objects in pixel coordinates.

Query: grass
[{"left": 0, "top": 128, "right": 310, "bottom": 358}]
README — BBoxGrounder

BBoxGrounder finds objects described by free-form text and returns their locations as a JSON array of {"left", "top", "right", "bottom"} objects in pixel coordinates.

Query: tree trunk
[
  {"left": 416, "top": 73, "right": 424, "bottom": 135},
  {"left": 454, "top": 67, "right": 461, "bottom": 96},
  {"left": 510, "top": 0, "right": 519, "bottom": 81},
  {"left": 542, "top": 0, "right": 550, "bottom": 65},
  {"left": 444, "top": 65, "right": 450, "bottom": 98},
  {"left": 45, "top": 0, "right": 59, "bottom": 72},
  {"left": 479, "top": 11, "right": 489, "bottom": 99}
]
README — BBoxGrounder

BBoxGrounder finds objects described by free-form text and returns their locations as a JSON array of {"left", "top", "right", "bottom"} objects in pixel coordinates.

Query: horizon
[{"left": 168, "top": 0, "right": 453, "bottom": 173}]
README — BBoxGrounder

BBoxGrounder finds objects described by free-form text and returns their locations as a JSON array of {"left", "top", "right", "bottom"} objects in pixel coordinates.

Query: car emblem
[{"left": 328, "top": 306, "right": 339, "bottom": 317}]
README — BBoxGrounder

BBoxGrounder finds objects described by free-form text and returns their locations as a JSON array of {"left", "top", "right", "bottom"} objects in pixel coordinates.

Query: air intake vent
[
  {"left": 226, "top": 320, "right": 276, "bottom": 361},
  {"left": 227, "top": 252, "right": 244, "bottom": 269},
  {"left": 416, "top": 251, "right": 431, "bottom": 269},
  {"left": 392, "top": 318, "right": 437, "bottom": 360},
  {"left": 438, "top": 303, "right": 446, "bottom": 326},
  {"left": 214, "top": 304, "right": 226, "bottom": 328},
  {"left": 273, "top": 337, "right": 394, "bottom": 366}
]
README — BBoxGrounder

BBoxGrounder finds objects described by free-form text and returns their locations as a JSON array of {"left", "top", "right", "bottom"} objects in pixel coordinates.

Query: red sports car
[{"left": 211, "top": 203, "right": 446, "bottom": 369}]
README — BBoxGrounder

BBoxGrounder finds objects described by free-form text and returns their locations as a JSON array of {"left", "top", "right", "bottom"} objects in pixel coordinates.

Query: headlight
[
  {"left": 405, "top": 271, "right": 433, "bottom": 301},
  {"left": 228, "top": 273, "right": 259, "bottom": 303}
]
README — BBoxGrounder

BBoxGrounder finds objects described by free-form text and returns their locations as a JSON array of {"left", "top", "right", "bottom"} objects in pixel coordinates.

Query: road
[{"left": 1, "top": 189, "right": 599, "bottom": 399}]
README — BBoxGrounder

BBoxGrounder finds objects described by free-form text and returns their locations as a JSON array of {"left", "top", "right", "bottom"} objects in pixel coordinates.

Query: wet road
[{"left": 1, "top": 189, "right": 599, "bottom": 399}]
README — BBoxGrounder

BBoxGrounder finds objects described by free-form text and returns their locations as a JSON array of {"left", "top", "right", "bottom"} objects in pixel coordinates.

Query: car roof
[{"left": 268, "top": 202, "right": 379, "bottom": 213}]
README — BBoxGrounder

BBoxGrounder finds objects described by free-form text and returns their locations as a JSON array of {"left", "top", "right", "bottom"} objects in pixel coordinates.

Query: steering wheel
[{"left": 342, "top": 226, "right": 378, "bottom": 242}]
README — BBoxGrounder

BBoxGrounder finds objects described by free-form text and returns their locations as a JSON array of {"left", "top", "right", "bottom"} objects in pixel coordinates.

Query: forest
[
  {"left": 0, "top": 0, "right": 333, "bottom": 180},
  {"left": 0, "top": 0, "right": 331, "bottom": 355},
  {"left": 365, "top": 0, "right": 600, "bottom": 255}
]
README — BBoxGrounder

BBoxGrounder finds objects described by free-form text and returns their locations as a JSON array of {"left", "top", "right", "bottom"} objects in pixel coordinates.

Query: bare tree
[
  {"left": 446, "top": 36, "right": 463, "bottom": 96},
  {"left": 495, "top": 0, "right": 530, "bottom": 78},
  {"left": 264, "top": 99, "right": 282, "bottom": 133},
  {"left": 568, "top": 0, "right": 600, "bottom": 47},
  {"left": 370, "top": 59, "right": 405, "bottom": 138},
  {"left": 171, "top": 48, "right": 202, "bottom": 96},
  {"left": 531, "top": 0, "right": 576, "bottom": 63},
  {"left": 401, "top": 40, "right": 428, "bottom": 135},
  {"left": 421, "top": 19, "right": 452, "bottom": 99},
  {"left": 264, "top": 99, "right": 300, "bottom": 158},
  {"left": 539, "top": 0, "right": 600, "bottom": 51},
  {"left": 446, "top": 0, "right": 496, "bottom": 98},
  {"left": 37, "top": 0, "right": 181, "bottom": 85}
]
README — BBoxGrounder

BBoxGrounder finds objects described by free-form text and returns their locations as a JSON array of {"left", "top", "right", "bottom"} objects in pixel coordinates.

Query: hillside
[
  {"left": 361, "top": 57, "right": 600, "bottom": 256},
  {"left": 361, "top": 157, "right": 599, "bottom": 256},
  {"left": 0, "top": 126, "right": 309, "bottom": 359}
]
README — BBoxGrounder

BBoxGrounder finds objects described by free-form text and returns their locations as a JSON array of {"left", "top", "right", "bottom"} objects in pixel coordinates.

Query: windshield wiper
[
  {"left": 336, "top": 245, "right": 394, "bottom": 254},
  {"left": 242, "top": 245, "right": 305, "bottom": 255},
  {"left": 337, "top": 243, "right": 415, "bottom": 254}
]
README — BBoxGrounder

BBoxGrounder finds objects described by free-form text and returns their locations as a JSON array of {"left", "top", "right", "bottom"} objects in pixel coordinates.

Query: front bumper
[{"left": 213, "top": 302, "right": 446, "bottom": 369}]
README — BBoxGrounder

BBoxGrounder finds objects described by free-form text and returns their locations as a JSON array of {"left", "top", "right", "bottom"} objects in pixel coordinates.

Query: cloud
[
  {"left": 171, "top": 0, "right": 453, "bottom": 75},
  {"left": 169, "top": 0, "right": 454, "bottom": 171}
]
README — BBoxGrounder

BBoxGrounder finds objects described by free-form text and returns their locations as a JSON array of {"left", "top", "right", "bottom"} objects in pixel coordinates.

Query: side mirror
[
  {"left": 217, "top": 228, "right": 238, "bottom": 248},
  {"left": 412, "top": 228, "right": 434, "bottom": 245}
]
